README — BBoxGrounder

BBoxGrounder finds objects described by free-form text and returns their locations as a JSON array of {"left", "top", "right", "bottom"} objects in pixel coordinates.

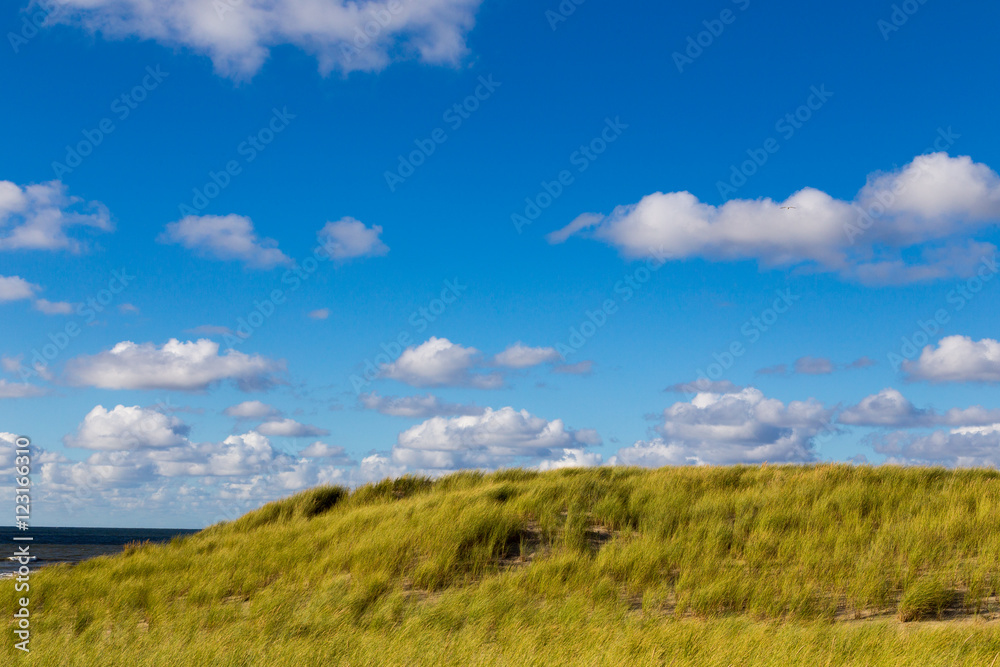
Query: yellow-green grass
[{"left": 5, "top": 465, "right": 1000, "bottom": 665}]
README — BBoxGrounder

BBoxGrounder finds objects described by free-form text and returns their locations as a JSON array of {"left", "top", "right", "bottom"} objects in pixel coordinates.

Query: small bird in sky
[{"left": 780, "top": 206, "right": 796, "bottom": 210}]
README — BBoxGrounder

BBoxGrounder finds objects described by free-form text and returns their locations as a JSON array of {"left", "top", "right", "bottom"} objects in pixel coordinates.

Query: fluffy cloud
[
  {"left": 158, "top": 214, "right": 291, "bottom": 269},
  {"left": 223, "top": 400, "right": 279, "bottom": 419},
  {"left": 0, "top": 275, "right": 39, "bottom": 302},
  {"left": 256, "top": 418, "right": 329, "bottom": 437},
  {"left": 381, "top": 337, "right": 502, "bottom": 388},
  {"left": 360, "top": 391, "right": 484, "bottom": 418},
  {"left": 538, "top": 448, "right": 603, "bottom": 470},
  {"left": 65, "top": 339, "right": 284, "bottom": 391},
  {"left": 839, "top": 388, "right": 929, "bottom": 428},
  {"left": 611, "top": 387, "right": 833, "bottom": 466},
  {"left": 0, "top": 180, "right": 112, "bottom": 252},
  {"left": 46, "top": 0, "right": 482, "bottom": 79},
  {"left": 871, "top": 426, "right": 1000, "bottom": 467},
  {"left": 298, "top": 441, "right": 350, "bottom": 461},
  {"left": 551, "top": 153, "right": 1000, "bottom": 284},
  {"left": 37, "top": 414, "right": 367, "bottom": 520},
  {"left": 493, "top": 342, "right": 561, "bottom": 369},
  {"left": 157, "top": 431, "right": 293, "bottom": 477},
  {"left": 903, "top": 335, "right": 1000, "bottom": 383},
  {"left": 59, "top": 425, "right": 300, "bottom": 483},
  {"left": 839, "top": 388, "right": 1000, "bottom": 428},
  {"left": 40, "top": 451, "right": 155, "bottom": 492},
  {"left": 0, "top": 433, "right": 57, "bottom": 473},
  {"left": 391, "top": 406, "right": 599, "bottom": 469},
  {"left": 33, "top": 298, "right": 75, "bottom": 315},
  {"left": 59, "top": 405, "right": 315, "bottom": 482},
  {"left": 64, "top": 405, "right": 191, "bottom": 451},
  {"left": 317, "top": 217, "right": 389, "bottom": 260}
]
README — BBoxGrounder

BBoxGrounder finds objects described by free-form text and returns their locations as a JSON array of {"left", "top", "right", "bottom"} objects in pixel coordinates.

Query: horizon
[{"left": 2, "top": 0, "right": 1000, "bottom": 529}]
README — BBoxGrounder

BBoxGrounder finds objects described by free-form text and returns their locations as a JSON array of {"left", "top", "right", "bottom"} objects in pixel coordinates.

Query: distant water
[{"left": 0, "top": 527, "right": 199, "bottom": 577}]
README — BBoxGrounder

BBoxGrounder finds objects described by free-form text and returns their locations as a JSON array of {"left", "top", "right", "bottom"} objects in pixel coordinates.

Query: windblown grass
[{"left": 5, "top": 465, "right": 1000, "bottom": 665}]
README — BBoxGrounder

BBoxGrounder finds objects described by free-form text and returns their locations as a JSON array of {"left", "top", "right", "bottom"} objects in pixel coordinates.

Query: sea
[{"left": 0, "top": 527, "right": 199, "bottom": 577}]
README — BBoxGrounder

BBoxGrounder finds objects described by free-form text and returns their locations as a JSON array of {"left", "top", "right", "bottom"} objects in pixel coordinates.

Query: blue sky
[{"left": 2, "top": 0, "right": 999, "bottom": 527}]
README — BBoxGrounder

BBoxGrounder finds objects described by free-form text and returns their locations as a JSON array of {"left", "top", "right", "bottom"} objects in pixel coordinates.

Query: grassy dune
[{"left": 6, "top": 465, "right": 1000, "bottom": 665}]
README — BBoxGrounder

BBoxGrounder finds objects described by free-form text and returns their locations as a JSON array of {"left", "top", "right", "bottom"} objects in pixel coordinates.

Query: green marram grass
[{"left": 5, "top": 464, "right": 1000, "bottom": 665}]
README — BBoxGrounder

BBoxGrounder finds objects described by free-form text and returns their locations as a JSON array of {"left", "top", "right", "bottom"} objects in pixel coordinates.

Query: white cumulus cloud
[
  {"left": 158, "top": 214, "right": 291, "bottom": 269},
  {"left": 611, "top": 387, "right": 833, "bottom": 466},
  {"left": 381, "top": 337, "right": 502, "bottom": 388},
  {"left": 317, "top": 217, "right": 389, "bottom": 260},
  {"left": 391, "top": 406, "right": 598, "bottom": 469},
  {"left": 551, "top": 153, "right": 1000, "bottom": 285},
  {"left": 839, "top": 388, "right": 1000, "bottom": 428},
  {"left": 298, "top": 441, "right": 350, "bottom": 460},
  {"left": 65, "top": 339, "right": 284, "bottom": 391},
  {"left": 45, "top": 0, "right": 483, "bottom": 80},
  {"left": 64, "top": 405, "right": 191, "bottom": 451},
  {"left": 158, "top": 431, "right": 292, "bottom": 477},
  {"left": 0, "top": 180, "right": 112, "bottom": 252},
  {"left": 0, "top": 275, "right": 39, "bottom": 302},
  {"left": 872, "top": 427, "right": 1000, "bottom": 467},
  {"left": 903, "top": 335, "right": 1000, "bottom": 383},
  {"left": 538, "top": 448, "right": 603, "bottom": 470}
]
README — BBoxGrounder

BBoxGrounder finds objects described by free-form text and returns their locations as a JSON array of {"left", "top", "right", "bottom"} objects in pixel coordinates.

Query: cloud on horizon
[
  {"left": 610, "top": 387, "right": 834, "bottom": 466},
  {"left": 389, "top": 406, "right": 601, "bottom": 470},
  {"left": 839, "top": 387, "right": 1000, "bottom": 428}
]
